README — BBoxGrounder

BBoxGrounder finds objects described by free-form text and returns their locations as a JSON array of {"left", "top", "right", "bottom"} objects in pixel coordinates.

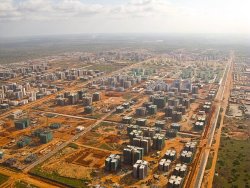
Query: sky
[{"left": 0, "top": 0, "right": 249, "bottom": 37}]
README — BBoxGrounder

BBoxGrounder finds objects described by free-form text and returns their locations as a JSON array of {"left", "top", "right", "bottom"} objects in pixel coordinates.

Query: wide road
[{"left": 192, "top": 52, "right": 233, "bottom": 188}]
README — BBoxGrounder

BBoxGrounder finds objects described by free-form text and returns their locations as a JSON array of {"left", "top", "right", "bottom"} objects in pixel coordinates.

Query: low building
[
  {"left": 171, "top": 123, "right": 181, "bottom": 131},
  {"left": 136, "top": 107, "right": 147, "bottom": 116},
  {"left": 17, "top": 136, "right": 31, "bottom": 148},
  {"left": 122, "top": 116, "right": 133, "bottom": 124},
  {"left": 166, "top": 129, "right": 177, "bottom": 138},
  {"left": 155, "top": 121, "right": 165, "bottom": 129},
  {"left": 116, "top": 106, "right": 125, "bottom": 113},
  {"left": 84, "top": 106, "right": 94, "bottom": 114},
  {"left": 76, "top": 126, "right": 85, "bottom": 132},
  {"left": 135, "top": 118, "right": 147, "bottom": 126},
  {"left": 49, "top": 123, "right": 61, "bottom": 129},
  {"left": 14, "top": 118, "right": 31, "bottom": 130},
  {"left": 127, "top": 124, "right": 139, "bottom": 135},
  {"left": 148, "top": 105, "right": 157, "bottom": 115},
  {"left": 39, "top": 131, "right": 53, "bottom": 144}
]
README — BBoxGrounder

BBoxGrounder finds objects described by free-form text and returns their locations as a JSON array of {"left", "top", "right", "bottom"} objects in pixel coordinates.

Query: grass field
[
  {"left": 30, "top": 165, "right": 89, "bottom": 188},
  {"left": 0, "top": 173, "right": 9, "bottom": 185},
  {"left": 213, "top": 137, "right": 250, "bottom": 188},
  {"left": 14, "top": 180, "right": 39, "bottom": 188}
]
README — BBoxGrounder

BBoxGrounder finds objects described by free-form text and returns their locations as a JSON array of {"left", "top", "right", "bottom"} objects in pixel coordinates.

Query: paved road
[{"left": 193, "top": 52, "right": 233, "bottom": 188}]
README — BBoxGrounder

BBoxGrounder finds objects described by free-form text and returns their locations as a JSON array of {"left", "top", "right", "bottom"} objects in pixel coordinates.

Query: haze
[{"left": 0, "top": 0, "right": 250, "bottom": 37}]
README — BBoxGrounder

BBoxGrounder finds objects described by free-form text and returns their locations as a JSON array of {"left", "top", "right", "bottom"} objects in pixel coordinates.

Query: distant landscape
[{"left": 1, "top": 34, "right": 249, "bottom": 64}]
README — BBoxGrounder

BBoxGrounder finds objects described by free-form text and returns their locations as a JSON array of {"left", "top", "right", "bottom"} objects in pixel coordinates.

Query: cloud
[
  {"left": 0, "top": 0, "right": 104, "bottom": 21},
  {"left": 111, "top": 0, "right": 178, "bottom": 18},
  {"left": 0, "top": 0, "right": 179, "bottom": 21},
  {"left": 0, "top": 0, "right": 249, "bottom": 36}
]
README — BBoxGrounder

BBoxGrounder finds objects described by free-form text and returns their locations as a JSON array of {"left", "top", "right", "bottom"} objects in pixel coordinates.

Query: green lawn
[
  {"left": 0, "top": 173, "right": 9, "bottom": 185},
  {"left": 213, "top": 137, "right": 250, "bottom": 188}
]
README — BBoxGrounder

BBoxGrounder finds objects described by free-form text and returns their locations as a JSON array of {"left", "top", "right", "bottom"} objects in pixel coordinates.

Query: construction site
[
  {"left": 0, "top": 46, "right": 237, "bottom": 188},
  {"left": 0, "top": 109, "right": 96, "bottom": 171}
]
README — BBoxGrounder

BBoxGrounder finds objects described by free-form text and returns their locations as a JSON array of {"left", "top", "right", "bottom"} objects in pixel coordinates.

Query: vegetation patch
[
  {"left": 103, "top": 128, "right": 114, "bottom": 132},
  {"left": 14, "top": 180, "right": 39, "bottom": 188},
  {"left": 99, "top": 122, "right": 112, "bottom": 127},
  {"left": 0, "top": 173, "right": 9, "bottom": 185},
  {"left": 99, "top": 143, "right": 114, "bottom": 151},
  {"left": 68, "top": 143, "right": 79, "bottom": 149},
  {"left": 205, "top": 154, "right": 213, "bottom": 170},
  {"left": 213, "top": 137, "right": 250, "bottom": 188},
  {"left": 30, "top": 165, "right": 90, "bottom": 188}
]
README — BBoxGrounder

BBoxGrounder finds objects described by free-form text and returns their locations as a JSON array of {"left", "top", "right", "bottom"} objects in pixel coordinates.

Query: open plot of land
[
  {"left": 212, "top": 112, "right": 250, "bottom": 188},
  {"left": 0, "top": 173, "right": 9, "bottom": 185},
  {"left": 228, "top": 104, "right": 243, "bottom": 117},
  {"left": 105, "top": 94, "right": 148, "bottom": 123},
  {"left": 35, "top": 90, "right": 137, "bottom": 120},
  {"left": 14, "top": 180, "right": 39, "bottom": 188},
  {"left": 66, "top": 147, "right": 110, "bottom": 168},
  {"left": 30, "top": 145, "right": 111, "bottom": 188},
  {"left": 86, "top": 63, "right": 128, "bottom": 73},
  {"left": 213, "top": 137, "right": 250, "bottom": 188},
  {"left": 0, "top": 111, "right": 96, "bottom": 170},
  {"left": 222, "top": 117, "right": 250, "bottom": 140},
  {"left": 76, "top": 121, "right": 126, "bottom": 151}
]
